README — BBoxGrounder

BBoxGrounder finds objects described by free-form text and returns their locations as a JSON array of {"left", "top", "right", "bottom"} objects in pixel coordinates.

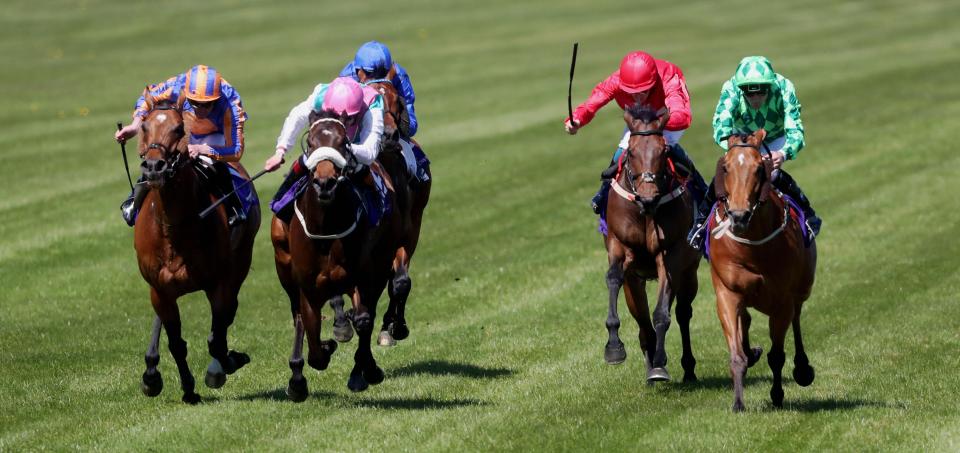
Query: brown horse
[
  {"left": 602, "top": 105, "right": 700, "bottom": 383},
  {"left": 362, "top": 77, "right": 431, "bottom": 347},
  {"left": 133, "top": 103, "right": 259, "bottom": 403},
  {"left": 708, "top": 129, "right": 817, "bottom": 411},
  {"left": 271, "top": 111, "right": 401, "bottom": 401}
]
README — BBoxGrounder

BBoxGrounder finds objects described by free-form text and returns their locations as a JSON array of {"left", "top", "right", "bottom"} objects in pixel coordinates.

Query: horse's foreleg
[
  {"left": 140, "top": 316, "right": 164, "bottom": 397},
  {"left": 623, "top": 274, "right": 654, "bottom": 376},
  {"left": 714, "top": 281, "right": 747, "bottom": 412},
  {"left": 648, "top": 256, "right": 674, "bottom": 382},
  {"left": 674, "top": 269, "right": 699, "bottom": 383},
  {"left": 204, "top": 287, "right": 249, "bottom": 390},
  {"left": 303, "top": 292, "right": 336, "bottom": 371},
  {"left": 150, "top": 289, "right": 199, "bottom": 404},
  {"left": 330, "top": 294, "right": 354, "bottom": 343},
  {"left": 791, "top": 304, "right": 815, "bottom": 387},
  {"left": 741, "top": 310, "right": 763, "bottom": 368},
  {"left": 380, "top": 248, "right": 411, "bottom": 346},
  {"left": 768, "top": 312, "right": 792, "bottom": 408},
  {"left": 603, "top": 243, "right": 628, "bottom": 365},
  {"left": 348, "top": 284, "right": 386, "bottom": 392},
  {"left": 286, "top": 312, "right": 308, "bottom": 402}
]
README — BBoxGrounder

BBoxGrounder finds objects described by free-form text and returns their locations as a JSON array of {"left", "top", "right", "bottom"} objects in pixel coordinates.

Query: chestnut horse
[
  {"left": 271, "top": 111, "right": 401, "bottom": 401},
  {"left": 602, "top": 105, "right": 700, "bottom": 383},
  {"left": 708, "top": 130, "right": 817, "bottom": 411},
  {"left": 133, "top": 103, "right": 259, "bottom": 403},
  {"left": 362, "top": 77, "right": 432, "bottom": 347}
]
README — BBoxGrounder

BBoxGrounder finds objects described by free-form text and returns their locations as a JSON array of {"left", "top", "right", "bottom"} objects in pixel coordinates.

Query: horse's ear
[
  {"left": 753, "top": 128, "right": 767, "bottom": 145},
  {"left": 623, "top": 108, "right": 634, "bottom": 126},
  {"left": 387, "top": 64, "right": 397, "bottom": 80},
  {"left": 656, "top": 107, "right": 671, "bottom": 130},
  {"left": 714, "top": 155, "right": 728, "bottom": 200}
]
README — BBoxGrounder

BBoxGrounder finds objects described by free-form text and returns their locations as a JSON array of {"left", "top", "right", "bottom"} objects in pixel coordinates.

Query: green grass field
[{"left": 3, "top": 0, "right": 960, "bottom": 450}]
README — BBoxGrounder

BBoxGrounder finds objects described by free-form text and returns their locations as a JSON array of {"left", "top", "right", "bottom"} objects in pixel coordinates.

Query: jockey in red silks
[
  {"left": 564, "top": 51, "right": 707, "bottom": 217},
  {"left": 264, "top": 77, "right": 386, "bottom": 220},
  {"left": 114, "top": 65, "right": 250, "bottom": 227}
]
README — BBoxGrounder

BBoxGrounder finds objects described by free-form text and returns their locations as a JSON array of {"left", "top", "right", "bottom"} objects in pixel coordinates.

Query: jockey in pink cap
[
  {"left": 265, "top": 76, "right": 385, "bottom": 220},
  {"left": 565, "top": 51, "right": 707, "bottom": 218}
]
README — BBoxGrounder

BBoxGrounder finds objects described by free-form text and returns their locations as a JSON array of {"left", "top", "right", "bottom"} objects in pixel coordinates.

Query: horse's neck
[
  {"left": 299, "top": 186, "right": 361, "bottom": 237},
  {"left": 154, "top": 169, "right": 201, "bottom": 228}
]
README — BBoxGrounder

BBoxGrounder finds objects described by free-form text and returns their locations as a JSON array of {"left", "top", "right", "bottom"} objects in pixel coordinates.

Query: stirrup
[
  {"left": 120, "top": 197, "right": 136, "bottom": 227},
  {"left": 687, "top": 223, "right": 707, "bottom": 250},
  {"left": 806, "top": 216, "right": 822, "bottom": 238}
]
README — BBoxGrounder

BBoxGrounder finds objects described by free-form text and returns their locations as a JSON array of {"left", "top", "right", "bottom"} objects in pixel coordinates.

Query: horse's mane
[
  {"left": 310, "top": 109, "right": 340, "bottom": 122},
  {"left": 730, "top": 130, "right": 754, "bottom": 143},
  {"left": 626, "top": 104, "right": 660, "bottom": 124}
]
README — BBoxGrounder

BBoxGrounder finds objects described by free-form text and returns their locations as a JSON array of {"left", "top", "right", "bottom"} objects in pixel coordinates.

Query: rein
[
  {"left": 711, "top": 191, "right": 790, "bottom": 245},
  {"left": 293, "top": 198, "right": 361, "bottom": 240}
]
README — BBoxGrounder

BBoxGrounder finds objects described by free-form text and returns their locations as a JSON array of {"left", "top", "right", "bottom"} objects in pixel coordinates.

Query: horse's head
[
  {"left": 716, "top": 129, "right": 773, "bottom": 233},
  {"left": 363, "top": 77, "right": 404, "bottom": 143},
  {"left": 622, "top": 104, "right": 670, "bottom": 214},
  {"left": 304, "top": 110, "right": 353, "bottom": 204},
  {"left": 139, "top": 101, "right": 188, "bottom": 188}
]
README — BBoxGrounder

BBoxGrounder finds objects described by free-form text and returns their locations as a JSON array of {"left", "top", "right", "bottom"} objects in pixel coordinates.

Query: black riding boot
[
  {"left": 773, "top": 170, "right": 822, "bottom": 237},
  {"left": 212, "top": 163, "right": 245, "bottom": 227},
  {"left": 591, "top": 160, "right": 618, "bottom": 215},
  {"left": 687, "top": 179, "right": 716, "bottom": 250},
  {"left": 667, "top": 144, "right": 708, "bottom": 207},
  {"left": 120, "top": 176, "right": 148, "bottom": 227}
]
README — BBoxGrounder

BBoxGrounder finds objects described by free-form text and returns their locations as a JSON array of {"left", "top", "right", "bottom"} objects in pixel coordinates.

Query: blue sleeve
[
  {"left": 211, "top": 83, "right": 247, "bottom": 160},
  {"left": 339, "top": 62, "right": 360, "bottom": 81},
  {"left": 392, "top": 63, "right": 418, "bottom": 136}
]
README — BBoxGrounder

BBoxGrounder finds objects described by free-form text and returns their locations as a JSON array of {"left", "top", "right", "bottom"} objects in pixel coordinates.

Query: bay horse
[
  {"left": 133, "top": 102, "right": 259, "bottom": 403},
  {"left": 362, "top": 76, "right": 431, "bottom": 347},
  {"left": 708, "top": 129, "right": 817, "bottom": 411},
  {"left": 271, "top": 111, "right": 401, "bottom": 401},
  {"left": 602, "top": 105, "right": 700, "bottom": 383}
]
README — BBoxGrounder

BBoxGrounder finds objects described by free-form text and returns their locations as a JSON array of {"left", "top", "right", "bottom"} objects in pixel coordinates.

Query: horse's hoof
[
  {"left": 647, "top": 367, "right": 671, "bottom": 383},
  {"left": 378, "top": 330, "right": 397, "bottom": 347},
  {"left": 333, "top": 322, "right": 354, "bottom": 343},
  {"left": 682, "top": 372, "right": 698, "bottom": 383},
  {"left": 205, "top": 359, "right": 227, "bottom": 389},
  {"left": 732, "top": 401, "right": 745, "bottom": 413},
  {"left": 604, "top": 342, "right": 626, "bottom": 365},
  {"left": 347, "top": 375, "right": 368, "bottom": 393},
  {"left": 286, "top": 377, "right": 309, "bottom": 402},
  {"left": 770, "top": 386, "right": 784, "bottom": 408},
  {"left": 182, "top": 392, "right": 201, "bottom": 405},
  {"left": 388, "top": 322, "right": 409, "bottom": 341},
  {"left": 225, "top": 350, "right": 251, "bottom": 374},
  {"left": 363, "top": 366, "right": 385, "bottom": 385},
  {"left": 140, "top": 371, "right": 163, "bottom": 397},
  {"left": 747, "top": 347, "right": 764, "bottom": 368},
  {"left": 793, "top": 364, "right": 815, "bottom": 387}
]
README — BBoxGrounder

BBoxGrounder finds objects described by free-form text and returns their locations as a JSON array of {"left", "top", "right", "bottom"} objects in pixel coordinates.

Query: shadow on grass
[
  {"left": 389, "top": 360, "right": 514, "bottom": 379},
  {"left": 781, "top": 398, "right": 894, "bottom": 413},
  {"left": 348, "top": 397, "right": 486, "bottom": 410},
  {"left": 236, "top": 388, "right": 337, "bottom": 402},
  {"left": 668, "top": 374, "right": 772, "bottom": 391}
]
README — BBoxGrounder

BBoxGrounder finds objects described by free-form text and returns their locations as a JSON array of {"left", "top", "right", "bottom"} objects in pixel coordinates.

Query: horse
[
  {"left": 601, "top": 105, "right": 701, "bottom": 383},
  {"left": 271, "top": 110, "right": 401, "bottom": 401},
  {"left": 133, "top": 102, "right": 259, "bottom": 404},
  {"left": 707, "top": 129, "right": 817, "bottom": 411},
  {"left": 361, "top": 76, "right": 432, "bottom": 347}
]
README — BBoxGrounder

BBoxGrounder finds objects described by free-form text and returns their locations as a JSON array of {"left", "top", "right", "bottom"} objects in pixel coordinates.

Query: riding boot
[
  {"left": 773, "top": 170, "right": 822, "bottom": 237},
  {"left": 686, "top": 179, "right": 716, "bottom": 250},
  {"left": 667, "top": 144, "right": 708, "bottom": 206},
  {"left": 213, "top": 163, "right": 245, "bottom": 227},
  {"left": 120, "top": 176, "right": 148, "bottom": 227},
  {"left": 592, "top": 158, "right": 619, "bottom": 215}
]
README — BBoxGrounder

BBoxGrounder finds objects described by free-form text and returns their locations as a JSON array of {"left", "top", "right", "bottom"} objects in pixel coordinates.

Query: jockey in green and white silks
[{"left": 687, "top": 56, "right": 822, "bottom": 250}]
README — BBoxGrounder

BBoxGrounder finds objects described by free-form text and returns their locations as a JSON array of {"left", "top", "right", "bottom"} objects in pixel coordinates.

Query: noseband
[{"left": 612, "top": 129, "right": 684, "bottom": 209}]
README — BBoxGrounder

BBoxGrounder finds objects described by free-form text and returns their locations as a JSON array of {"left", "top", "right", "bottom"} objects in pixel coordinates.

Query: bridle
[
  {"left": 611, "top": 128, "right": 685, "bottom": 209},
  {"left": 711, "top": 141, "right": 788, "bottom": 245},
  {"left": 142, "top": 105, "right": 188, "bottom": 180},
  {"left": 294, "top": 117, "right": 363, "bottom": 240}
]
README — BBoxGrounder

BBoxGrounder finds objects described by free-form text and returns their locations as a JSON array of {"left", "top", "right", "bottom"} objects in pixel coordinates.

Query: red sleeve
[
  {"left": 569, "top": 70, "right": 620, "bottom": 127},
  {"left": 659, "top": 62, "right": 692, "bottom": 131}
]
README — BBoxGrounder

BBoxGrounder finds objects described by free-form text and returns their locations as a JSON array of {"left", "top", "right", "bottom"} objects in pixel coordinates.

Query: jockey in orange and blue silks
[
  {"left": 264, "top": 77, "right": 387, "bottom": 222},
  {"left": 115, "top": 65, "right": 251, "bottom": 227},
  {"left": 564, "top": 51, "right": 707, "bottom": 218}
]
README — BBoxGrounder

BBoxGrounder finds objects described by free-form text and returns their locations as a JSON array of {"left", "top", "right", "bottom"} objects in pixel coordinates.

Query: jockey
[
  {"left": 565, "top": 50, "right": 708, "bottom": 216},
  {"left": 687, "top": 56, "right": 822, "bottom": 250},
  {"left": 264, "top": 76, "right": 385, "bottom": 215},
  {"left": 339, "top": 40, "right": 429, "bottom": 184},
  {"left": 115, "top": 65, "right": 248, "bottom": 227}
]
